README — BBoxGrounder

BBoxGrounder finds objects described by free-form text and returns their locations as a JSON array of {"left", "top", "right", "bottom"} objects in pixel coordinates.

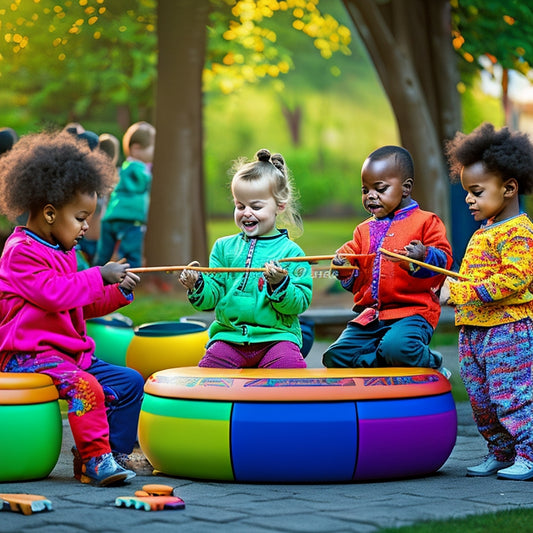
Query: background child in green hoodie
[{"left": 95, "top": 121, "right": 155, "bottom": 268}]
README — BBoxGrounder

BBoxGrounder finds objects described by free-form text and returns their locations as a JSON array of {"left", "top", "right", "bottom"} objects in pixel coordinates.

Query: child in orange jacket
[{"left": 322, "top": 145, "right": 453, "bottom": 372}]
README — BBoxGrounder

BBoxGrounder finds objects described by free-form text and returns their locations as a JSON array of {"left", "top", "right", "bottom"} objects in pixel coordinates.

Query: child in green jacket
[
  {"left": 95, "top": 122, "right": 155, "bottom": 268},
  {"left": 179, "top": 149, "right": 312, "bottom": 368}
]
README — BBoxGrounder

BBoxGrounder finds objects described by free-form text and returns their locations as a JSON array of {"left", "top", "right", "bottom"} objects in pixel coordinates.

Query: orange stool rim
[{"left": 0, "top": 373, "right": 59, "bottom": 404}]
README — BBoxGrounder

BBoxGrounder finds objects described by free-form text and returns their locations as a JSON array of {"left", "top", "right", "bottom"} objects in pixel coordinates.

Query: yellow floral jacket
[{"left": 450, "top": 213, "right": 533, "bottom": 326}]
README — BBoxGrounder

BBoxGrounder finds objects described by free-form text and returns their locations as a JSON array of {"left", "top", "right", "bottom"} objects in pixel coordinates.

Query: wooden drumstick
[
  {"left": 378, "top": 248, "right": 470, "bottom": 280},
  {"left": 127, "top": 265, "right": 266, "bottom": 273},
  {"left": 128, "top": 264, "right": 359, "bottom": 274},
  {"left": 127, "top": 252, "right": 372, "bottom": 274}
]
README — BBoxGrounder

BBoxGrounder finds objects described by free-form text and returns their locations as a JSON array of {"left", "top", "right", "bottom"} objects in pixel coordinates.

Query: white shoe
[
  {"left": 497, "top": 457, "right": 533, "bottom": 480},
  {"left": 466, "top": 455, "right": 514, "bottom": 477},
  {"left": 437, "top": 366, "right": 452, "bottom": 380}
]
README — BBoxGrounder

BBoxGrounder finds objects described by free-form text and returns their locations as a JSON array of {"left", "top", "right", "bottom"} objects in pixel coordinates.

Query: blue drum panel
[
  {"left": 231, "top": 401, "right": 357, "bottom": 482},
  {"left": 356, "top": 393, "right": 456, "bottom": 420}
]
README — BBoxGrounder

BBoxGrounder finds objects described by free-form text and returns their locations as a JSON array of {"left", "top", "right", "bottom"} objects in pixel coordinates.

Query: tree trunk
[
  {"left": 281, "top": 103, "right": 302, "bottom": 146},
  {"left": 145, "top": 0, "right": 209, "bottom": 272},
  {"left": 342, "top": 0, "right": 475, "bottom": 258},
  {"left": 116, "top": 105, "right": 131, "bottom": 133},
  {"left": 501, "top": 68, "right": 515, "bottom": 128}
]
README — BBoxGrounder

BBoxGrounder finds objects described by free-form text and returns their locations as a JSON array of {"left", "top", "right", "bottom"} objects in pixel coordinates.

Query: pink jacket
[{"left": 0, "top": 227, "right": 132, "bottom": 370}]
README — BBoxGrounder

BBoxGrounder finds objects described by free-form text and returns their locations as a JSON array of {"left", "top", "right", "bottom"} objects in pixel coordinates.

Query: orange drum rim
[{"left": 144, "top": 366, "right": 451, "bottom": 402}]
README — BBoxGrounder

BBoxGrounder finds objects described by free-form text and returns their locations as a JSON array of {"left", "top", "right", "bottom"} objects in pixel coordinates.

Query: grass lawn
[
  {"left": 118, "top": 289, "right": 192, "bottom": 325},
  {"left": 377, "top": 508, "right": 533, "bottom": 533}
]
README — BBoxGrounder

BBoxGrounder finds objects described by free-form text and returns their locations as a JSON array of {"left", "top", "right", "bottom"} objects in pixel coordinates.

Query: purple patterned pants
[
  {"left": 199, "top": 340, "right": 306, "bottom": 369},
  {"left": 459, "top": 319, "right": 533, "bottom": 462}
]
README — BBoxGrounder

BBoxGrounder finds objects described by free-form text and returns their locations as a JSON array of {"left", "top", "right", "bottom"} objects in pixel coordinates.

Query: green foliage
[
  {"left": 203, "top": 81, "right": 398, "bottom": 216},
  {"left": 202, "top": 0, "right": 399, "bottom": 217},
  {"left": 451, "top": 0, "right": 533, "bottom": 80},
  {"left": 460, "top": 82, "right": 504, "bottom": 132},
  {"left": 0, "top": 0, "right": 157, "bottom": 129},
  {"left": 205, "top": 0, "right": 352, "bottom": 94},
  {"left": 378, "top": 508, "right": 533, "bottom": 533}
]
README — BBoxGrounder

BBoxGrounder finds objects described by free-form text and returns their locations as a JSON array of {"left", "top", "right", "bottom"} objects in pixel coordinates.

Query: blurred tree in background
[
  {"left": 0, "top": 0, "right": 524, "bottom": 266},
  {"left": 151, "top": 0, "right": 355, "bottom": 266},
  {"left": 451, "top": 0, "right": 533, "bottom": 127},
  {"left": 0, "top": 0, "right": 157, "bottom": 130}
]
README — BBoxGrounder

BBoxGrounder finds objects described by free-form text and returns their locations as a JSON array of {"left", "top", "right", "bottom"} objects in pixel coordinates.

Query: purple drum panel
[{"left": 354, "top": 393, "right": 457, "bottom": 480}]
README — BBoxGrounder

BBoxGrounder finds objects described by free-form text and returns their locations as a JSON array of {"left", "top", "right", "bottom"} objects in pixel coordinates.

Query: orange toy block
[
  {"left": 137, "top": 484, "right": 174, "bottom": 496},
  {"left": 0, "top": 493, "right": 52, "bottom": 515},
  {"left": 115, "top": 495, "right": 185, "bottom": 511}
]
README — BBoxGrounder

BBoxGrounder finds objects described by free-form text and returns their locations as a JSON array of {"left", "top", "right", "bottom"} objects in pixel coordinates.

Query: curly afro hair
[
  {"left": 445, "top": 122, "right": 533, "bottom": 194},
  {"left": 0, "top": 130, "right": 116, "bottom": 221}
]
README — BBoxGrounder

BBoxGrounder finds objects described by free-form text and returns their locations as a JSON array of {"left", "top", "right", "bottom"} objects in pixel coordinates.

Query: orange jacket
[{"left": 337, "top": 202, "right": 452, "bottom": 329}]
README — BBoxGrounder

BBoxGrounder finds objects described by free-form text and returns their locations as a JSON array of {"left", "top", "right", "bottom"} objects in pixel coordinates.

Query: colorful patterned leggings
[
  {"left": 459, "top": 319, "right": 533, "bottom": 462},
  {"left": 3, "top": 354, "right": 144, "bottom": 462}
]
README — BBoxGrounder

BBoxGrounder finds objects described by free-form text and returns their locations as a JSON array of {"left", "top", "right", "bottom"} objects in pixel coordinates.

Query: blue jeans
[
  {"left": 4, "top": 354, "right": 144, "bottom": 459},
  {"left": 322, "top": 314, "right": 441, "bottom": 369},
  {"left": 87, "top": 358, "right": 145, "bottom": 455},
  {"left": 95, "top": 220, "right": 146, "bottom": 268}
]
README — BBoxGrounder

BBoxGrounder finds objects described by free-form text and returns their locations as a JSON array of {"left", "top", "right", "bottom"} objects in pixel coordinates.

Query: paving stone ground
[{"left": 3, "top": 316, "right": 533, "bottom": 532}]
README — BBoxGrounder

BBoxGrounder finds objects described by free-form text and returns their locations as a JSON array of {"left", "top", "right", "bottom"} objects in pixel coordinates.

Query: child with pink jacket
[{"left": 0, "top": 130, "right": 144, "bottom": 486}]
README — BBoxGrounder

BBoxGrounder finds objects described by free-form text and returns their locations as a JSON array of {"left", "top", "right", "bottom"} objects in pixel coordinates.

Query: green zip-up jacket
[
  {"left": 103, "top": 158, "right": 151, "bottom": 224},
  {"left": 188, "top": 230, "right": 313, "bottom": 347}
]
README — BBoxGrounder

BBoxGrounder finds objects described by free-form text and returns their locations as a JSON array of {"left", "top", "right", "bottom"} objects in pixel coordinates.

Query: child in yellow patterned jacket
[{"left": 444, "top": 122, "right": 533, "bottom": 481}]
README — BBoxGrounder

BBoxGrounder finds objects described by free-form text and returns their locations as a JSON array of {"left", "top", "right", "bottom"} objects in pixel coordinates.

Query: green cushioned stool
[{"left": 0, "top": 373, "right": 62, "bottom": 482}]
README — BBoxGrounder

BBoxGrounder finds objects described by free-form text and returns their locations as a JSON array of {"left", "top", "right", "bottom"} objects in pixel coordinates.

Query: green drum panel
[
  {"left": 0, "top": 402, "right": 62, "bottom": 482},
  {"left": 86, "top": 320, "right": 134, "bottom": 367},
  {"left": 139, "top": 395, "right": 234, "bottom": 480}
]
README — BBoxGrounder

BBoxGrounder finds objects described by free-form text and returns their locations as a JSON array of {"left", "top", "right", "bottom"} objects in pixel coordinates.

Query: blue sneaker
[
  {"left": 80, "top": 453, "right": 135, "bottom": 486},
  {"left": 497, "top": 457, "right": 533, "bottom": 481}
]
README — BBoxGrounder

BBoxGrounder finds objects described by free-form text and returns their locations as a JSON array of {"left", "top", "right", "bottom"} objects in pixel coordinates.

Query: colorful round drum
[
  {"left": 0, "top": 373, "right": 62, "bottom": 482},
  {"left": 126, "top": 321, "right": 209, "bottom": 380},
  {"left": 86, "top": 313, "right": 135, "bottom": 366},
  {"left": 139, "top": 367, "right": 457, "bottom": 482}
]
